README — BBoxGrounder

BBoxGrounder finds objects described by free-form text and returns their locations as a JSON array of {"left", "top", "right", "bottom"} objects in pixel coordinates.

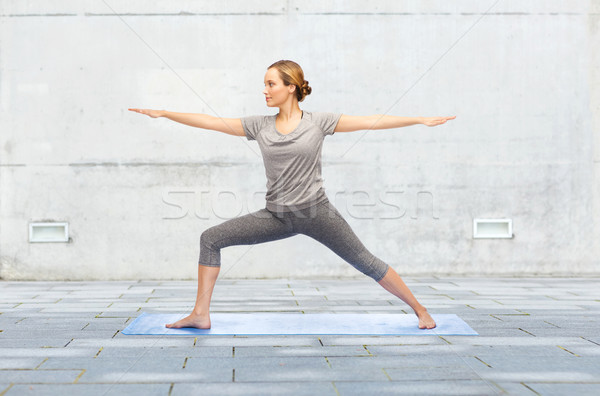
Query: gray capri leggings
[{"left": 198, "top": 199, "right": 390, "bottom": 282}]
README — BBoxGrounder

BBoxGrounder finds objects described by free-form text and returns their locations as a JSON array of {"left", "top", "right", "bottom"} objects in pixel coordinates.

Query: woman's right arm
[{"left": 128, "top": 108, "right": 245, "bottom": 137}]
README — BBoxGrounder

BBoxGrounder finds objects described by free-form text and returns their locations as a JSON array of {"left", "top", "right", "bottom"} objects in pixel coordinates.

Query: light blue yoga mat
[{"left": 122, "top": 312, "right": 478, "bottom": 336}]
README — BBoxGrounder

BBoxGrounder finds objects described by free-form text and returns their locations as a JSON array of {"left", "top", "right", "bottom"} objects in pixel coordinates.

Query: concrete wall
[{"left": 1, "top": 1, "right": 598, "bottom": 280}]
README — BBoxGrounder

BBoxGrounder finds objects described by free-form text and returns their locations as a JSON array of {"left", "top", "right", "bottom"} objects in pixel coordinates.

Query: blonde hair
[{"left": 268, "top": 60, "right": 312, "bottom": 102}]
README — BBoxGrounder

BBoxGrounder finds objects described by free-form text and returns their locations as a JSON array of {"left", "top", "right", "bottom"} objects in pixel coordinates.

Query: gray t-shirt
[{"left": 241, "top": 111, "right": 342, "bottom": 212}]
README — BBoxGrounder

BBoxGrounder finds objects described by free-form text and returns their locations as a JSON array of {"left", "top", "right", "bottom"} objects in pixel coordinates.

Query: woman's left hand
[{"left": 421, "top": 116, "right": 456, "bottom": 127}]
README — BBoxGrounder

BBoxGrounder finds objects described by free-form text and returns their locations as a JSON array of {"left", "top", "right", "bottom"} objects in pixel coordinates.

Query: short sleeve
[
  {"left": 240, "top": 115, "right": 267, "bottom": 141},
  {"left": 312, "top": 112, "right": 342, "bottom": 136}
]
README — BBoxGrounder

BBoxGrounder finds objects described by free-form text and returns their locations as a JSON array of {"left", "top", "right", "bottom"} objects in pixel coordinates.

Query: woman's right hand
[{"left": 128, "top": 108, "right": 164, "bottom": 118}]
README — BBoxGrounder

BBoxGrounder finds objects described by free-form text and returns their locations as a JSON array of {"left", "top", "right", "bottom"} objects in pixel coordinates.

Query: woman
[{"left": 129, "top": 60, "right": 455, "bottom": 330}]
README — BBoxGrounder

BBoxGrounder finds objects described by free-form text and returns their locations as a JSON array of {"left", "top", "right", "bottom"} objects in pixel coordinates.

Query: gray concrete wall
[{"left": 1, "top": 1, "right": 598, "bottom": 280}]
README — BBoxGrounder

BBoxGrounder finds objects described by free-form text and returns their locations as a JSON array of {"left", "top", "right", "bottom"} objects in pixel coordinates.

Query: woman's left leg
[{"left": 292, "top": 200, "right": 436, "bottom": 329}]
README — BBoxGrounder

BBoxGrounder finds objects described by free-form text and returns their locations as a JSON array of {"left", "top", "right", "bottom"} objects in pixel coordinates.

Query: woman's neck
[{"left": 277, "top": 102, "right": 302, "bottom": 121}]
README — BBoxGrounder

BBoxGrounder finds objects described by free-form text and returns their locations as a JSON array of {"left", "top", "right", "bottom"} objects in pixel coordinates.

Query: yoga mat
[{"left": 122, "top": 313, "right": 478, "bottom": 336}]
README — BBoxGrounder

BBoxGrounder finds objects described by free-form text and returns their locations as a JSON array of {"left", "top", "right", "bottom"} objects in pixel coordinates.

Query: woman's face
[{"left": 263, "top": 68, "right": 294, "bottom": 107}]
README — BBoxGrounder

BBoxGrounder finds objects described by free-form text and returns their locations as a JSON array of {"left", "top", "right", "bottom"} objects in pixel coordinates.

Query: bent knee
[{"left": 200, "top": 228, "right": 220, "bottom": 247}]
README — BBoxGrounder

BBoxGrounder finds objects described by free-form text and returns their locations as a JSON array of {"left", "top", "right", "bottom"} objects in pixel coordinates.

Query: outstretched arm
[
  {"left": 334, "top": 114, "right": 456, "bottom": 133},
  {"left": 128, "top": 108, "right": 245, "bottom": 137}
]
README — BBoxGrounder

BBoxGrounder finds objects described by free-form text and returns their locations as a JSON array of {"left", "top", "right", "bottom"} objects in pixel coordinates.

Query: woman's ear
[{"left": 288, "top": 84, "right": 296, "bottom": 95}]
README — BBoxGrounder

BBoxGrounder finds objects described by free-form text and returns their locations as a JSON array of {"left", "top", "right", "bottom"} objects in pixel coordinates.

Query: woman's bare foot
[
  {"left": 165, "top": 313, "right": 211, "bottom": 329},
  {"left": 415, "top": 308, "right": 436, "bottom": 329}
]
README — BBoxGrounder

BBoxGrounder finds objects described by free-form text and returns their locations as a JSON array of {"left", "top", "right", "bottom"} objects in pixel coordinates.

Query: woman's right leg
[{"left": 166, "top": 208, "right": 295, "bottom": 329}]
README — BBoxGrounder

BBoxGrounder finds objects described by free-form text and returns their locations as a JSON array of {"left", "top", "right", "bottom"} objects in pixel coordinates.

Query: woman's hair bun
[{"left": 300, "top": 80, "right": 312, "bottom": 101}]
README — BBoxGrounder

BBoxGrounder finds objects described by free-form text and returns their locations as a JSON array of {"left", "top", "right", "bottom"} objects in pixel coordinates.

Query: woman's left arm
[{"left": 334, "top": 114, "right": 456, "bottom": 133}]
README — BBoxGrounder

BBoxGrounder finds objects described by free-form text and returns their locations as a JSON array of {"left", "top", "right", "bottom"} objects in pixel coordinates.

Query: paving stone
[
  {"left": 11, "top": 317, "right": 91, "bottom": 326},
  {"left": 517, "top": 328, "right": 600, "bottom": 337},
  {"left": 244, "top": 366, "right": 388, "bottom": 383},
  {"left": 561, "top": 344, "right": 600, "bottom": 357},
  {"left": 384, "top": 365, "right": 482, "bottom": 381},
  {"left": 334, "top": 380, "right": 505, "bottom": 395},
  {"left": 99, "top": 345, "right": 232, "bottom": 358},
  {"left": 439, "top": 336, "right": 593, "bottom": 347},
  {"left": 366, "top": 344, "right": 577, "bottom": 358},
  {"left": 491, "top": 381, "right": 540, "bottom": 395},
  {"left": 172, "top": 381, "right": 336, "bottom": 396},
  {"left": 37, "top": 356, "right": 139, "bottom": 370},
  {"left": 184, "top": 356, "right": 330, "bottom": 371},
  {"left": 38, "top": 308, "right": 106, "bottom": 314},
  {"left": 0, "top": 312, "right": 100, "bottom": 319},
  {"left": 79, "top": 369, "right": 231, "bottom": 383},
  {"left": 327, "top": 355, "right": 470, "bottom": 369},
  {"left": 234, "top": 366, "right": 389, "bottom": 382},
  {"left": 471, "top": 355, "right": 600, "bottom": 372},
  {"left": 525, "top": 383, "right": 600, "bottom": 396},
  {"left": 232, "top": 345, "right": 371, "bottom": 358},
  {"left": 479, "top": 370, "right": 598, "bottom": 382},
  {"left": 0, "top": 339, "right": 75, "bottom": 348},
  {"left": 0, "top": 347, "right": 99, "bottom": 358},
  {"left": 0, "top": 369, "right": 83, "bottom": 383},
  {"left": 81, "top": 322, "right": 131, "bottom": 332},
  {"left": 67, "top": 338, "right": 194, "bottom": 348},
  {"left": 473, "top": 327, "right": 540, "bottom": 337},
  {"left": 365, "top": 344, "right": 469, "bottom": 356},
  {"left": 0, "top": 358, "right": 45, "bottom": 369},
  {"left": 76, "top": 355, "right": 185, "bottom": 375},
  {"left": 0, "top": 330, "right": 115, "bottom": 340},
  {"left": 18, "top": 303, "right": 110, "bottom": 309},
  {"left": 5, "top": 383, "right": 171, "bottom": 396}
]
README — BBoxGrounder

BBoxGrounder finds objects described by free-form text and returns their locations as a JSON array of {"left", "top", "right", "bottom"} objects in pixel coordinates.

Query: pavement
[{"left": 0, "top": 276, "right": 599, "bottom": 396}]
